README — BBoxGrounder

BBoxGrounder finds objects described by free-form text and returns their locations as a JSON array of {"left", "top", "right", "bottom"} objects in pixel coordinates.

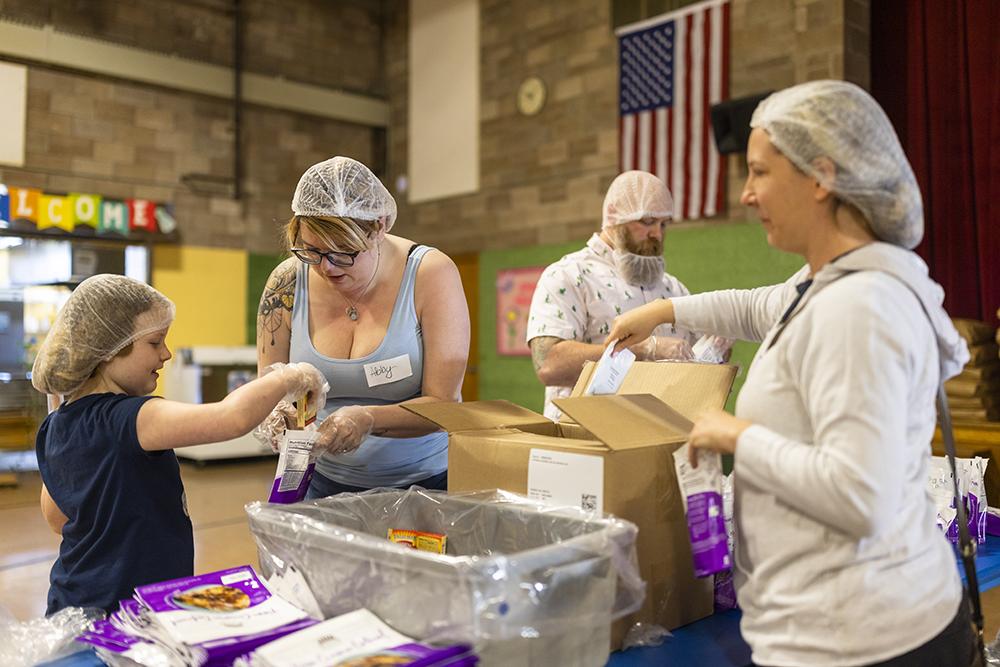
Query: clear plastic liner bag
[
  {"left": 246, "top": 488, "right": 645, "bottom": 667},
  {"left": 0, "top": 605, "right": 105, "bottom": 667}
]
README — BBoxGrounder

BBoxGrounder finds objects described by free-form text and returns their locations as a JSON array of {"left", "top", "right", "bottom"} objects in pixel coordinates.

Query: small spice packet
[{"left": 387, "top": 528, "right": 448, "bottom": 554}]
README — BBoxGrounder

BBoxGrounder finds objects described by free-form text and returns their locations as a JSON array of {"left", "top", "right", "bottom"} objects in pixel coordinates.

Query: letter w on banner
[{"left": 617, "top": 0, "right": 730, "bottom": 221}]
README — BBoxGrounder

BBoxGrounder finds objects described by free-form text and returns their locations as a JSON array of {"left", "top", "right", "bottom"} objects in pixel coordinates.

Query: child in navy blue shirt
[{"left": 32, "top": 274, "right": 327, "bottom": 614}]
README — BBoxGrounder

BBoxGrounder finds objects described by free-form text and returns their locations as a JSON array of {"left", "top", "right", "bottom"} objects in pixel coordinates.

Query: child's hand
[
  {"left": 315, "top": 406, "right": 374, "bottom": 456},
  {"left": 252, "top": 400, "right": 297, "bottom": 453},
  {"left": 265, "top": 362, "right": 329, "bottom": 416}
]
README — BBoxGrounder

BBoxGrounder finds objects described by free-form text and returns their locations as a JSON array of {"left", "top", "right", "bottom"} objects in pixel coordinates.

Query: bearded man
[{"left": 527, "top": 170, "right": 699, "bottom": 419}]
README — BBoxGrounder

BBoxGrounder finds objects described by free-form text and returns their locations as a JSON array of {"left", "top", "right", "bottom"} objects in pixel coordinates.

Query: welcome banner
[{"left": 0, "top": 183, "right": 178, "bottom": 241}]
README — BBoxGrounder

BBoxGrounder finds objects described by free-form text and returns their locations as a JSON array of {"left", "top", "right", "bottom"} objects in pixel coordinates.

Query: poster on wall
[{"left": 496, "top": 266, "right": 544, "bottom": 356}]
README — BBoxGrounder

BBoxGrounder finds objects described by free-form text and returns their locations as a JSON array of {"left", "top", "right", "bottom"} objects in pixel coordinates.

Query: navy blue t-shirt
[{"left": 36, "top": 393, "right": 194, "bottom": 614}]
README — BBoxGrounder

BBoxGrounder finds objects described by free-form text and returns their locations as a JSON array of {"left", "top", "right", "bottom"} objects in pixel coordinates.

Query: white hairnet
[
  {"left": 751, "top": 80, "right": 922, "bottom": 249},
  {"left": 31, "top": 274, "right": 175, "bottom": 396},
  {"left": 602, "top": 171, "right": 674, "bottom": 229},
  {"left": 291, "top": 156, "right": 398, "bottom": 231}
]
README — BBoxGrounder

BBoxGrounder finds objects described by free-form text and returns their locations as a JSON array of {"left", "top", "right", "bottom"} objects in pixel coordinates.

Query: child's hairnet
[
  {"left": 31, "top": 274, "right": 175, "bottom": 396},
  {"left": 750, "top": 80, "right": 923, "bottom": 249},
  {"left": 602, "top": 170, "right": 674, "bottom": 229},
  {"left": 291, "top": 156, "right": 398, "bottom": 231}
]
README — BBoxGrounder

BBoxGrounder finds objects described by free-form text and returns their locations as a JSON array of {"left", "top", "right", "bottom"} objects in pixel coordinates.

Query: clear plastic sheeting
[
  {"left": 246, "top": 488, "right": 645, "bottom": 667},
  {"left": 0, "top": 604, "right": 104, "bottom": 667}
]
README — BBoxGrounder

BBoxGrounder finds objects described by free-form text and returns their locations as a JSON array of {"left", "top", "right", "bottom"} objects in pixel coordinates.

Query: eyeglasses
[{"left": 290, "top": 247, "right": 360, "bottom": 267}]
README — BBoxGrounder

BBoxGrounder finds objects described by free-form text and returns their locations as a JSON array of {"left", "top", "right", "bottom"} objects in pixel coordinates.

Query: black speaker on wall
[{"left": 710, "top": 92, "right": 773, "bottom": 155}]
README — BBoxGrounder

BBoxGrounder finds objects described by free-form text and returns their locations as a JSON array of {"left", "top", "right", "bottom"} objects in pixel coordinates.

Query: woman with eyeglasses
[{"left": 254, "top": 156, "right": 470, "bottom": 497}]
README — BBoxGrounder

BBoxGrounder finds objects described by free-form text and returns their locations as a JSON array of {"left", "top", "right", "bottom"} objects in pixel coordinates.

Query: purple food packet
[
  {"left": 268, "top": 430, "right": 318, "bottom": 504},
  {"left": 713, "top": 568, "right": 738, "bottom": 612},
  {"left": 134, "top": 565, "right": 315, "bottom": 657},
  {"left": 673, "top": 446, "right": 731, "bottom": 578}
]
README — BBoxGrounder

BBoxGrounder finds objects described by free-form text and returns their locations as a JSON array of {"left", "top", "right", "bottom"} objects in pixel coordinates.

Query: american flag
[{"left": 617, "top": 0, "right": 730, "bottom": 220}]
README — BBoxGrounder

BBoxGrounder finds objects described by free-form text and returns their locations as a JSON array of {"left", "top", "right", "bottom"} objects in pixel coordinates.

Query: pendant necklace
[{"left": 344, "top": 245, "right": 381, "bottom": 322}]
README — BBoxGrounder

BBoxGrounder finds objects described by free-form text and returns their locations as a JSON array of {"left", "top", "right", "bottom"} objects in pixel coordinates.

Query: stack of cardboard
[{"left": 945, "top": 319, "right": 1000, "bottom": 422}]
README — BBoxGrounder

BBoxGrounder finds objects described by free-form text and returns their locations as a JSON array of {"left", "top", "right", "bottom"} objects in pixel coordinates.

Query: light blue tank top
[{"left": 290, "top": 245, "right": 448, "bottom": 488}]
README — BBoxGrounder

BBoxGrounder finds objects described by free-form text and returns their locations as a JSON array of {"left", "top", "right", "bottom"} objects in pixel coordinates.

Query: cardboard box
[{"left": 405, "top": 361, "right": 737, "bottom": 640}]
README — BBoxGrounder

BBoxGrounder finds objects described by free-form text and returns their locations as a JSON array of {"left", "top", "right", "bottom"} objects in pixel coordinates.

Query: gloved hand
[
  {"left": 315, "top": 405, "right": 375, "bottom": 456},
  {"left": 630, "top": 335, "right": 694, "bottom": 361},
  {"left": 263, "top": 362, "right": 329, "bottom": 416},
  {"left": 252, "top": 400, "right": 297, "bottom": 453}
]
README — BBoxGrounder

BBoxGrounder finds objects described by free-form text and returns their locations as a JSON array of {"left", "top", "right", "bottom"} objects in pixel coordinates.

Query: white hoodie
[{"left": 672, "top": 243, "right": 969, "bottom": 667}]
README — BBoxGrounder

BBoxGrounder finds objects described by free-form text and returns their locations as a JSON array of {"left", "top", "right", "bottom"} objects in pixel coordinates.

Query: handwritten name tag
[{"left": 363, "top": 354, "right": 413, "bottom": 388}]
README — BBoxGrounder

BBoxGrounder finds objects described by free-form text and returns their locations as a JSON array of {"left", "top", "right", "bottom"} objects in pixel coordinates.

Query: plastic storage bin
[{"left": 246, "top": 488, "right": 644, "bottom": 666}]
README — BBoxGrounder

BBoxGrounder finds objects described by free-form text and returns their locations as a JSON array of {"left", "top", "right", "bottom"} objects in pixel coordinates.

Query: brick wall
[
  {"left": 0, "top": 0, "right": 384, "bottom": 95},
  {"left": 0, "top": 0, "right": 383, "bottom": 253},
  {"left": 387, "top": 0, "right": 871, "bottom": 255}
]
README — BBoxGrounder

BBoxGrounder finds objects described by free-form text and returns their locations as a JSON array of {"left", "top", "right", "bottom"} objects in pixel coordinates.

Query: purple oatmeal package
[
  {"left": 133, "top": 565, "right": 316, "bottom": 662},
  {"left": 673, "top": 445, "right": 731, "bottom": 578},
  {"left": 236, "top": 608, "right": 477, "bottom": 667},
  {"left": 268, "top": 429, "right": 320, "bottom": 504},
  {"left": 927, "top": 455, "right": 989, "bottom": 544}
]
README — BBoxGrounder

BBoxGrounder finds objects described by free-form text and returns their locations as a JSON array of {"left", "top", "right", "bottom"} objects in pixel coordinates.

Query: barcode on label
[{"left": 581, "top": 493, "right": 598, "bottom": 511}]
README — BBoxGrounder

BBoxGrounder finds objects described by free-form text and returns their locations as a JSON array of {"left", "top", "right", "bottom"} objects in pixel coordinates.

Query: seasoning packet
[
  {"left": 673, "top": 445, "right": 731, "bottom": 577},
  {"left": 388, "top": 528, "right": 448, "bottom": 554}
]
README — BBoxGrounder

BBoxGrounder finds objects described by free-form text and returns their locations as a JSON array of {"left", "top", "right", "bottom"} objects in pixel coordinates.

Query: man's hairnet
[
  {"left": 602, "top": 171, "right": 674, "bottom": 229},
  {"left": 291, "top": 156, "right": 398, "bottom": 231},
  {"left": 31, "top": 274, "right": 175, "bottom": 396},
  {"left": 751, "top": 80, "right": 923, "bottom": 249}
]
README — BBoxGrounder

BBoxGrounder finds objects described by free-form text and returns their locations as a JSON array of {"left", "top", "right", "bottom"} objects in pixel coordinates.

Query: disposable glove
[
  {"left": 631, "top": 335, "right": 694, "bottom": 361},
  {"left": 252, "top": 400, "right": 297, "bottom": 453},
  {"left": 315, "top": 405, "right": 375, "bottom": 456},
  {"left": 265, "top": 362, "right": 329, "bottom": 415}
]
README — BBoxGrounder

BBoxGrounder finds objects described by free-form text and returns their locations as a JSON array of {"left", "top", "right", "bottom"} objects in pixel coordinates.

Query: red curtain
[{"left": 871, "top": 0, "right": 1000, "bottom": 322}]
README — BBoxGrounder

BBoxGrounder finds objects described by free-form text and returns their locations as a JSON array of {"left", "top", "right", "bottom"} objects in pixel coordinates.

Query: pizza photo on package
[{"left": 172, "top": 584, "right": 251, "bottom": 611}]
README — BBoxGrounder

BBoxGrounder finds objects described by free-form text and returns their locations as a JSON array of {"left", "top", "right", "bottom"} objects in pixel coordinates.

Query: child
[{"left": 31, "top": 274, "right": 327, "bottom": 615}]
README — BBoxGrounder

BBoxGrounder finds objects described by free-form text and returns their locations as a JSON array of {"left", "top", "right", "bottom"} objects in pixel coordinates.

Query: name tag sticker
[{"left": 364, "top": 354, "right": 413, "bottom": 388}]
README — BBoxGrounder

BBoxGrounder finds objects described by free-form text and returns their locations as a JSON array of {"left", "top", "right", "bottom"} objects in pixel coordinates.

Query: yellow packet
[{"left": 387, "top": 528, "right": 447, "bottom": 554}]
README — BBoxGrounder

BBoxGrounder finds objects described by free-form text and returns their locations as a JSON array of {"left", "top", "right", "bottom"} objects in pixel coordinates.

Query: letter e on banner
[{"left": 128, "top": 199, "right": 157, "bottom": 232}]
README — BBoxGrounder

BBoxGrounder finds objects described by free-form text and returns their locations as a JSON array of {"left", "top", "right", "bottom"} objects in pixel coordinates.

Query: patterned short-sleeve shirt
[{"left": 527, "top": 233, "right": 695, "bottom": 419}]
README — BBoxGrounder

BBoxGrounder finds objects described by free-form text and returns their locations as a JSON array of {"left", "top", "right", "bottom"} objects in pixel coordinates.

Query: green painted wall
[
  {"left": 478, "top": 222, "right": 804, "bottom": 413},
  {"left": 246, "top": 252, "right": 286, "bottom": 345}
]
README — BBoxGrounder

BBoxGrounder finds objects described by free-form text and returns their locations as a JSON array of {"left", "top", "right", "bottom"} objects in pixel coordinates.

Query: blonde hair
[{"left": 284, "top": 215, "right": 382, "bottom": 254}]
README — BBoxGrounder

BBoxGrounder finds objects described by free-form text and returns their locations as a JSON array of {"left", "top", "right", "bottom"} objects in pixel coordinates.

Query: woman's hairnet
[
  {"left": 602, "top": 171, "right": 674, "bottom": 229},
  {"left": 751, "top": 79, "right": 922, "bottom": 249},
  {"left": 291, "top": 156, "right": 398, "bottom": 231},
  {"left": 31, "top": 274, "right": 175, "bottom": 396}
]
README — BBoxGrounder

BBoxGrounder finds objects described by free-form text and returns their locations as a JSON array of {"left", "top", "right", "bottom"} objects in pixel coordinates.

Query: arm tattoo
[
  {"left": 257, "top": 262, "right": 296, "bottom": 350},
  {"left": 529, "top": 336, "right": 562, "bottom": 373}
]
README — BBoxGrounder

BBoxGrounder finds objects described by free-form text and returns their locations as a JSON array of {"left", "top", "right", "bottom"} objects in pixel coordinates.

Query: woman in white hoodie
[{"left": 607, "top": 80, "right": 974, "bottom": 667}]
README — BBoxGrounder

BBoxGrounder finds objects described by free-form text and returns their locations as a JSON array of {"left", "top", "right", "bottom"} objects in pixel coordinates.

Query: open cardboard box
[{"left": 405, "top": 361, "right": 737, "bottom": 646}]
